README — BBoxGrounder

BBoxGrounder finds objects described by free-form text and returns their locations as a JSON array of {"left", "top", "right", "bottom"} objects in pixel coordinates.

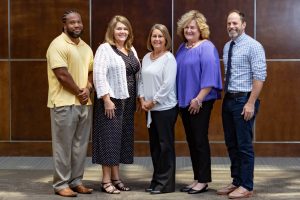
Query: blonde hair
[
  {"left": 146, "top": 24, "right": 172, "bottom": 51},
  {"left": 177, "top": 10, "right": 210, "bottom": 41},
  {"left": 105, "top": 15, "right": 134, "bottom": 51}
]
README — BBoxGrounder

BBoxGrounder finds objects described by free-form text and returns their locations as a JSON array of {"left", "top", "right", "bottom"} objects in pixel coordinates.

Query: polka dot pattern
[{"left": 92, "top": 46, "right": 139, "bottom": 166}]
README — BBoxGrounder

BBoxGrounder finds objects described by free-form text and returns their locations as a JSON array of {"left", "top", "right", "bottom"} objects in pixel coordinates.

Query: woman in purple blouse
[{"left": 176, "top": 10, "right": 222, "bottom": 194}]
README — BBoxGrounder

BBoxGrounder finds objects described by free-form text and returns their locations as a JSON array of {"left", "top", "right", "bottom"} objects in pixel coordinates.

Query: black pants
[
  {"left": 179, "top": 100, "right": 215, "bottom": 183},
  {"left": 148, "top": 106, "right": 178, "bottom": 192}
]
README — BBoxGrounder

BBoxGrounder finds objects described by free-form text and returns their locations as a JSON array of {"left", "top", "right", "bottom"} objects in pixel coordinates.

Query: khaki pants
[{"left": 50, "top": 105, "right": 92, "bottom": 192}]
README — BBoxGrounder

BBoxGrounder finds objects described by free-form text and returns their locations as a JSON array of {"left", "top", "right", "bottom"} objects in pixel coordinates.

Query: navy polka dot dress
[{"left": 92, "top": 45, "right": 140, "bottom": 166}]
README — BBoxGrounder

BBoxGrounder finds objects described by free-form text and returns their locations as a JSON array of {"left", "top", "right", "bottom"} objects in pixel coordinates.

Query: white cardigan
[{"left": 93, "top": 42, "right": 139, "bottom": 99}]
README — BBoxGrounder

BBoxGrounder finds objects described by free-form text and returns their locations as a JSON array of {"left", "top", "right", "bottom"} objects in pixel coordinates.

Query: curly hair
[{"left": 177, "top": 10, "right": 210, "bottom": 41}]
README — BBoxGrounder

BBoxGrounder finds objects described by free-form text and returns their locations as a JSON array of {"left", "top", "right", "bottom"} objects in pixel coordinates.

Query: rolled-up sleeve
[{"left": 250, "top": 43, "right": 267, "bottom": 81}]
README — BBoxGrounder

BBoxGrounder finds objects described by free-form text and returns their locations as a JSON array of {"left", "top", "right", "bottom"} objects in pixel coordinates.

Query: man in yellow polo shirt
[{"left": 46, "top": 10, "right": 93, "bottom": 197}]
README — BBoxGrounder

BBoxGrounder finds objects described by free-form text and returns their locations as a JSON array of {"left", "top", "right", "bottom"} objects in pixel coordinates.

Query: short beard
[
  {"left": 67, "top": 29, "right": 83, "bottom": 38},
  {"left": 228, "top": 32, "right": 237, "bottom": 39},
  {"left": 228, "top": 30, "right": 239, "bottom": 39}
]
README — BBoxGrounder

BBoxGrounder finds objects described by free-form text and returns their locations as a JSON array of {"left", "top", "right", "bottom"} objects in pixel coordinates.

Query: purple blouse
[{"left": 176, "top": 40, "right": 223, "bottom": 108}]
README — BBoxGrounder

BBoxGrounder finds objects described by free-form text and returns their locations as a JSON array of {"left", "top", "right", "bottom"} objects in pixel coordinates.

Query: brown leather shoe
[
  {"left": 228, "top": 186, "right": 253, "bottom": 199},
  {"left": 55, "top": 187, "right": 77, "bottom": 197},
  {"left": 71, "top": 185, "right": 93, "bottom": 194},
  {"left": 216, "top": 184, "right": 238, "bottom": 195}
]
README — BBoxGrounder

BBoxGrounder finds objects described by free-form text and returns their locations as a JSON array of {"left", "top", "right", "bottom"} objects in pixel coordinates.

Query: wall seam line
[{"left": 8, "top": 0, "right": 12, "bottom": 141}]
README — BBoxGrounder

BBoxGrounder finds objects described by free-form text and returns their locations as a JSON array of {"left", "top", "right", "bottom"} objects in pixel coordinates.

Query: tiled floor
[{"left": 0, "top": 157, "right": 300, "bottom": 199}]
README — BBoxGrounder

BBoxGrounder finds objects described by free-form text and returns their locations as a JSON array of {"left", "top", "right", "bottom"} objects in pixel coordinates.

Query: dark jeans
[
  {"left": 179, "top": 100, "right": 215, "bottom": 183},
  {"left": 222, "top": 95, "right": 260, "bottom": 191},
  {"left": 148, "top": 106, "right": 178, "bottom": 193}
]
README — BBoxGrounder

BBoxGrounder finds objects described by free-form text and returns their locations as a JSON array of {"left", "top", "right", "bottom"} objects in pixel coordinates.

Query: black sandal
[
  {"left": 101, "top": 182, "right": 120, "bottom": 194},
  {"left": 112, "top": 179, "right": 131, "bottom": 191}
]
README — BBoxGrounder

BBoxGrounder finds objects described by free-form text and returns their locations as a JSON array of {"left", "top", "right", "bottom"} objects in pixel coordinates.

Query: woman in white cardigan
[
  {"left": 92, "top": 15, "right": 140, "bottom": 194},
  {"left": 139, "top": 24, "right": 178, "bottom": 194}
]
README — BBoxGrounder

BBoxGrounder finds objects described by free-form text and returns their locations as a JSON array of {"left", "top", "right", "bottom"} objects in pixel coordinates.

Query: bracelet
[{"left": 194, "top": 97, "right": 202, "bottom": 107}]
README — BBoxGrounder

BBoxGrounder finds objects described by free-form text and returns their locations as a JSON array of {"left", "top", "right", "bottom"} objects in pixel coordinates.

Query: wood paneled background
[{"left": 0, "top": 0, "right": 299, "bottom": 156}]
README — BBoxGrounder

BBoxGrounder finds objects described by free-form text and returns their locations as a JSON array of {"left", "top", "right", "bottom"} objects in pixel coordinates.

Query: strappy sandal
[
  {"left": 112, "top": 179, "right": 131, "bottom": 191},
  {"left": 101, "top": 182, "right": 120, "bottom": 194}
]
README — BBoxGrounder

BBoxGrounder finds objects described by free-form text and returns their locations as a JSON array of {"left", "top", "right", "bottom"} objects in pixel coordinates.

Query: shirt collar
[
  {"left": 232, "top": 32, "right": 246, "bottom": 44},
  {"left": 61, "top": 32, "right": 83, "bottom": 46}
]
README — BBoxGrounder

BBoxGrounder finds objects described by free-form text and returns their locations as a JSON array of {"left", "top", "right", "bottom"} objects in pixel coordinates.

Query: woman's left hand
[
  {"left": 141, "top": 100, "right": 155, "bottom": 111},
  {"left": 188, "top": 98, "right": 202, "bottom": 114}
]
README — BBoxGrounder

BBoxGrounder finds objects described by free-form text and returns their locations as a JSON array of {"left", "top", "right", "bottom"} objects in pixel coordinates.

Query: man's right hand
[{"left": 77, "top": 88, "right": 90, "bottom": 105}]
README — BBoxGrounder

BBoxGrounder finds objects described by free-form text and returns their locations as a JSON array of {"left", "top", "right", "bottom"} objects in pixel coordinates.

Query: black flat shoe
[
  {"left": 150, "top": 190, "right": 162, "bottom": 195},
  {"left": 188, "top": 184, "right": 208, "bottom": 194},
  {"left": 180, "top": 186, "right": 192, "bottom": 192},
  {"left": 145, "top": 182, "right": 156, "bottom": 192}
]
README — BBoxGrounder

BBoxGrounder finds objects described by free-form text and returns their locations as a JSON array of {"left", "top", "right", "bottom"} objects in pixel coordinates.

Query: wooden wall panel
[
  {"left": 0, "top": 0, "right": 8, "bottom": 58},
  {"left": 174, "top": 0, "right": 254, "bottom": 56},
  {"left": 92, "top": 0, "right": 172, "bottom": 57},
  {"left": 257, "top": 0, "right": 300, "bottom": 59},
  {"left": 208, "top": 100, "right": 224, "bottom": 141},
  {"left": 134, "top": 112, "right": 148, "bottom": 140},
  {"left": 11, "top": 61, "right": 51, "bottom": 140},
  {"left": 0, "top": 142, "right": 52, "bottom": 156},
  {"left": 254, "top": 143, "right": 300, "bottom": 157},
  {"left": 0, "top": 62, "right": 10, "bottom": 140},
  {"left": 10, "top": 0, "right": 90, "bottom": 59},
  {"left": 175, "top": 116, "right": 186, "bottom": 141},
  {"left": 208, "top": 61, "right": 226, "bottom": 141},
  {"left": 256, "top": 62, "right": 300, "bottom": 141}
]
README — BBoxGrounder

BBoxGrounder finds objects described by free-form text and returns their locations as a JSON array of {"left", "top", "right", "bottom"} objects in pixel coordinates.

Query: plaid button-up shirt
[{"left": 223, "top": 33, "right": 267, "bottom": 92}]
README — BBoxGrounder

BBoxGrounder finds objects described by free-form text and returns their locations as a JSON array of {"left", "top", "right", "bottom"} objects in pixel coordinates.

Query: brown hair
[
  {"left": 146, "top": 24, "right": 172, "bottom": 51},
  {"left": 227, "top": 9, "right": 246, "bottom": 23},
  {"left": 105, "top": 15, "right": 134, "bottom": 51}
]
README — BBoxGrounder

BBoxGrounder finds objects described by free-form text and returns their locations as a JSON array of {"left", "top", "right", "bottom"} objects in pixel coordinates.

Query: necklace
[
  {"left": 150, "top": 50, "right": 166, "bottom": 61},
  {"left": 185, "top": 42, "right": 196, "bottom": 49},
  {"left": 185, "top": 40, "right": 201, "bottom": 49}
]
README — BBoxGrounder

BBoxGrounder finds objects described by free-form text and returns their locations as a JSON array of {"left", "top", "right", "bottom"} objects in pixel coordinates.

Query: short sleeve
[{"left": 47, "top": 42, "right": 68, "bottom": 69}]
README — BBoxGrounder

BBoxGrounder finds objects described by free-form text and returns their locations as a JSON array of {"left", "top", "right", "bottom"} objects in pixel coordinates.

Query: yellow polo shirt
[{"left": 46, "top": 33, "right": 93, "bottom": 108}]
